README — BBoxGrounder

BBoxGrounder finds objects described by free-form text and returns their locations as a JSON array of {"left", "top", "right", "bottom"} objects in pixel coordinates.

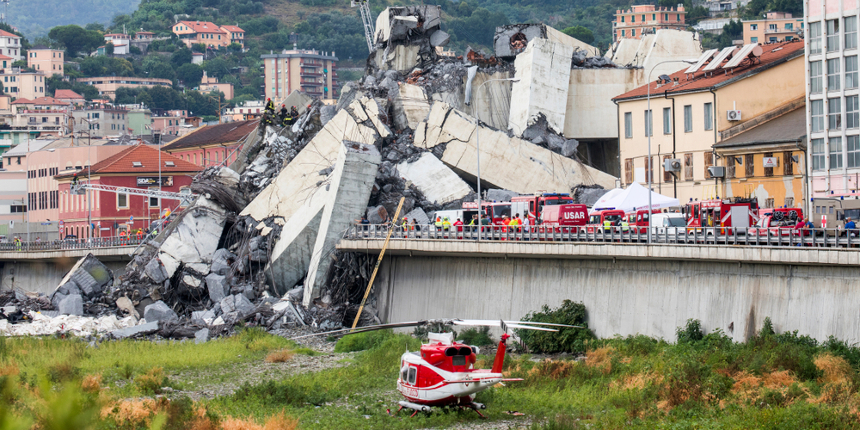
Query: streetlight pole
[
  {"left": 82, "top": 118, "right": 96, "bottom": 243},
  {"left": 472, "top": 77, "right": 519, "bottom": 241},
  {"left": 646, "top": 59, "right": 696, "bottom": 244}
]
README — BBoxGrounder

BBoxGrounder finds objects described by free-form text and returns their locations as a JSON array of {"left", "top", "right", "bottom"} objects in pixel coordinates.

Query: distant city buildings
[
  {"left": 27, "top": 49, "right": 64, "bottom": 76},
  {"left": 0, "top": 29, "right": 22, "bottom": 61},
  {"left": 613, "top": 5, "right": 686, "bottom": 42},
  {"left": 76, "top": 77, "right": 173, "bottom": 100},
  {"left": 172, "top": 21, "right": 245, "bottom": 49},
  {"left": 261, "top": 49, "right": 338, "bottom": 101},
  {"left": 742, "top": 12, "right": 803, "bottom": 44}
]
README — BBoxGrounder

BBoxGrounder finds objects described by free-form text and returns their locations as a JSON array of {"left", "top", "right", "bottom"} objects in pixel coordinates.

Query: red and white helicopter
[{"left": 295, "top": 318, "right": 578, "bottom": 417}]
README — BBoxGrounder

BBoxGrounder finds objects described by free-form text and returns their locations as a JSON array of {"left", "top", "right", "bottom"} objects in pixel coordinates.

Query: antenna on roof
[{"left": 0, "top": 0, "right": 9, "bottom": 24}]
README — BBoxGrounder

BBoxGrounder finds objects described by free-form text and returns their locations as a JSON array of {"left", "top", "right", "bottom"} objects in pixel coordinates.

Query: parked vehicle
[
  {"left": 652, "top": 213, "right": 687, "bottom": 236},
  {"left": 586, "top": 209, "right": 625, "bottom": 233},
  {"left": 511, "top": 193, "right": 574, "bottom": 225},
  {"left": 749, "top": 212, "right": 804, "bottom": 238},
  {"left": 684, "top": 198, "right": 758, "bottom": 234},
  {"left": 538, "top": 204, "right": 588, "bottom": 233},
  {"left": 625, "top": 209, "right": 661, "bottom": 234},
  {"left": 809, "top": 197, "right": 860, "bottom": 234}
]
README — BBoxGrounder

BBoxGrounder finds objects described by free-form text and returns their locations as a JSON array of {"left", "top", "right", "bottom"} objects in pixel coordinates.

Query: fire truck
[
  {"left": 684, "top": 198, "right": 758, "bottom": 234},
  {"left": 749, "top": 209, "right": 804, "bottom": 238},
  {"left": 456, "top": 201, "right": 512, "bottom": 225},
  {"left": 625, "top": 209, "right": 662, "bottom": 234},
  {"left": 586, "top": 209, "right": 626, "bottom": 233},
  {"left": 538, "top": 204, "right": 588, "bottom": 234},
  {"left": 511, "top": 193, "right": 574, "bottom": 224}
]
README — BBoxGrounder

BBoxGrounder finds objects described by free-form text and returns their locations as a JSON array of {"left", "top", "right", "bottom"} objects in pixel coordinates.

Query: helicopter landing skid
[{"left": 395, "top": 401, "right": 487, "bottom": 418}]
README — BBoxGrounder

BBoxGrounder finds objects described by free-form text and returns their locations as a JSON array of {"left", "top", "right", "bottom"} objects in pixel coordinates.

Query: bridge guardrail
[
  {"left": 0, "top": 236, "right": 148, "bottom": 252},
  {"left": 345, "top": 224, "right": 860, "bottom": 248}
]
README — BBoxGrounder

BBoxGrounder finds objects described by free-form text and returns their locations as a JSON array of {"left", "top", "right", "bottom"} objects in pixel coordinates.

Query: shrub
[
  {"left": 135, "top": 367, "right": 168, "bottom": 395},
  {"left": 516, "top": 300, "right": 595, "bottom": 354},
  {"left": 334, "top": 329, "right": 395, "bottom": 353},
  {"left": 676, "top": 319, "right": 704, "bottom": 344},
  {"left": 47, "top": 362, "right": 80, "bottom": 383},
  {"left": 265, "top": 349, "right": 295, "bottom": 363},
  {"left": 458, "top": 327, "right": 494, "bottom": 346}
]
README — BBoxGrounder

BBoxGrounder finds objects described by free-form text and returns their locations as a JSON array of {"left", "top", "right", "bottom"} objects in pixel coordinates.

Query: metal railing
[
  {"left": 345, "top": 224, "right": 860, "bottom": 249},
  {"left": 0, "top": 235, "right": 149, "bottom": 252}
]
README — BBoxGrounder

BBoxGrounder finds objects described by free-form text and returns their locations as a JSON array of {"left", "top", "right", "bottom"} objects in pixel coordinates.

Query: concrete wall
[
  {"left": 374, "top": 254, "right": 860, "bottom": 344},
  {"left": 566, "top": 68, "right": 642, "bottom": 140}
]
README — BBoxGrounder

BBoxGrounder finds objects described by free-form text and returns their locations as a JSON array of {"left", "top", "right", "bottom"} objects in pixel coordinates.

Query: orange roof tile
[
  {"left": 176, "top": 21, "right": 228, "bottom": 34},
  {"left": 613, "top": 40, "right": 805, "bottom": 102},
  {"left": 60, "top": 144, "right": 202, "bottom": 177},
  {"left": 0, "top": 54, "right": 13, "bottom": 60},
  {"left": 220, "top": 25, "right": 245, "bottom": 33},
  {"left": 54, "top": 90, "right": 84, "bottom": 100},
  {"left": 12, "top": 96, "right": 69, "bottom": 105},
  {"left": 0, "top": 30, "right": 19, "bottom": 38}
]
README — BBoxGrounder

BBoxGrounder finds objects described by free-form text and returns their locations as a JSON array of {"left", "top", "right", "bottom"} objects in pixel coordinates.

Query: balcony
[
  {"left": 765, "top": 27, "right": 796, "bottom": 34},
  {"left": 301, "top": 70, "right": 322, "bottom": 78},
  {"left": 301, "top": 80, "right": 322, "bottom": 86}
]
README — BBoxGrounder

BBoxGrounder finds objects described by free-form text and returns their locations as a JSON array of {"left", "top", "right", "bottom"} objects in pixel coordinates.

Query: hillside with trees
[{"left": 5, "top": 0, "right": 140, "bottom": 39}]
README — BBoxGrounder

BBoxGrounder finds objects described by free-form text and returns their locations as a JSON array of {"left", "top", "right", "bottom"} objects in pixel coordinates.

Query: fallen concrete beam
[
  {"left": 494, "top": 23, "right": 599, "bottom": 58},
  {"left": 396, "top": 152, "right": 471, "bottom": 205},
  {"left": 509, "top": 38, "right": 574, "bottom": 135},
  {"left": 374, "top": 6, "right": 442, "bottom": 43},
  {"left": 414, "top": 103, "right": 617, "bottom": 193},
  {"left": 304, "top": 141, "right": 381, "bottom": 305},
  {"left": 278, "top": 90, "right": 313, "bottom": 116},
  {"left": 158, "top": 197, "right": 227, "bottom": 278},
  {"left": 392, "top": 83, "right": 430, "bottom": 131}
]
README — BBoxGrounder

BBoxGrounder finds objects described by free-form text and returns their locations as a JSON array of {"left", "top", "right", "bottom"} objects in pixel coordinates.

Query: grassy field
[{"left": 2, "top": 321, "right": 860, "bottom": 429}]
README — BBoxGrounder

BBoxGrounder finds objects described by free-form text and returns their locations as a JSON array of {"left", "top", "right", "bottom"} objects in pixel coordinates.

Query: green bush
[
  {"left": 516, "top": 300, "right": 595, "bottom": 354},
  {"left": 334, "top": 329, "right": 395, "bottom": 353},
  {"left": 676, "top": 318, "right": 705, "bottom": 343},
  {"left": 457, "top": 327, "right": 494, "bottom": 346}
]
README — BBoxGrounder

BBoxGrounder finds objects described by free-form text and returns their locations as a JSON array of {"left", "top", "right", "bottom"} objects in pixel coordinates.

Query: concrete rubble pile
[{"left": 1, "top": 7, "right": 627, "bottom": 340}]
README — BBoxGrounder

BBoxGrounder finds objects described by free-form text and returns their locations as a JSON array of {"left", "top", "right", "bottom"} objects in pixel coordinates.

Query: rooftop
[
  {"left": 613, "top": 39, "right": 804, "bottom": 101},
  {"left": 54, "top": 90, "right": 84, "bottom": 100},
  {"left": 713, "top": 106, "right": 806, "bottom": 149},
  {"left": 220, "top": 25, "right": 245, "bottom": 33},
  {"left": 0, "top": 30, "right": 20, "bottom": 38},
  {"left": 57, "top": 144, "right": 201, "bottom": 177},
  {"left": 162, "top": 120, "right": 259, "bottom": 151},
  {"left": 12, "top": 96, "right": 70, "bottom": 106},
  {"left": 176, "top": 20, "right": 232, "bottom": 34}
]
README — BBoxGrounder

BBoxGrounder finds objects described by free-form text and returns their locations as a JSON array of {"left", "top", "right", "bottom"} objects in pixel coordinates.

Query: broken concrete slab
[
  {"left": 191, "top": 309, "right": 216, "bottom": 325},
  {"left": 374, "top": 5, "right": 442, "bottom": 43},
  {"left": 210, "top": 249, "right": 235, "bottom": 276},
  {"left": 143, "top": 300, "right": 178, "bottom": 324},
  {"left": 396, "top": 153, "right": 471, "bottom": 205},
  {"left": 404, "top": 207, "right": 430, "bottom": 225},
  {"left": 304, "top": 141, "right": 382, "bottom": 305},
  {"left": 509, "top": 38, "right": 574, "bottom": 136},
  {"left": 111, "top": 321, "right": 159, "bottom": 339},
  {"left": 430, "top": 30, "right": 450, "bottom": 47},
  {"left": 494, "top": 23, "right": 600, "bottom": 58},
  {"left": 221, "top": 294, "right": 255, "bottom": 318},
  {"left": 195, "top": 328, "right": 210, "bottom": 344},
  {"left": 116, "top": 296, "right": 139, "bottom": 318},
  {"left": 392, "top": 83, "right": 430, "bottom": 131},
  {"left": 241, "top": 109, "right": 376, "bottom": 222},
  {"left": 55, "top": 254, "right": 114, "bottom": 299},
  {"left": 374, "top": 44, "right": 421, "bottom": 74},
  {"left": 144, "top": 258, "right": 169, "bottom": 284},
  {"left": 206, "top": 273, "right": 228, "bottom": 303},
  {"left": 58, "top": 294, "right": 83, "bottom": 316},
  {"left": 414, "top": 102, "right": 475, "bottom": 150},
  {"left": 414, "top": 103, "right": 617, "bottom": 192},
  {"left": 278, "top": 90, "right": 314, "bottom": 116},
  {"left": 159, "top": 197, "right": 227, "bottom": 276}
]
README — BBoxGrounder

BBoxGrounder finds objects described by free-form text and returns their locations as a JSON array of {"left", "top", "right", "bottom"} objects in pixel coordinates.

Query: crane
[
  {"left": 71, "top": 183, "right": 197, "bottom": 205},
  {"left": 351, "top": 0, "right": 376, "bottom": 53}
]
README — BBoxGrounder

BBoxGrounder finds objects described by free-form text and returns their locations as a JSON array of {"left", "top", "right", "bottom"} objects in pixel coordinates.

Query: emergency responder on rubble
[
  {"left": 279, "top": 104, "right": 288, "bottom": 122},
  {"left": 290, "top": 106, "right": 298, "bottom": 119},
  {"left": 265, "top": 98, "right": 275, "bottom": 114}
]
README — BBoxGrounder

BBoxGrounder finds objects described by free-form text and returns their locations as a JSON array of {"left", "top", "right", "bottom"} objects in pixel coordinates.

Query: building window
[
  {"left": 704, "top": 152, "right": 714, "bottom": 179},
  {"left": 848, "top": 95, "right": 859, "bottom": 129},
  {"left": 117, "top": 192, "right": 128, "bottom": 208},
  {"left": 812, "top": 99, "right": 825, "bottom": 132},
  {"left": 831, "top": 137, "right": 844, "bottom": 169},
  {"left": 786, "top": 23, "right": 794, "bottom": 30},
  {"left": 847, "top": 16, "right": 858, "bottom": 49},
  {"left": 745, "top": 154, "right": 754, "bottom": 177},
  {"left": 827, "top": 58, "right": 841, "bottom": 90},
  {"left": 750, "top": 24, "right": 758, "bottom": 31},
  {"left": 684, "top": 105, "right": 692, "bottom": 132},
  {"left": 727, "top": 155, "right": 736, "bottom": 179},
  {"left": 631, "top": 29, "right": 635, "bottom": 37},
  {"left": 764, "top": 152, "right": 774, "bottom": 177},
  {"left": 624, "top": 158, "right": 633, "bottom": 184},
  {"left": 751, "top": 36, "right": 758, "bottom": 43},
  {"left": 769, "top": 24, "right": 777, "bottom": 31},
  {"left": 783, "top": 151, "right": 794, "bottom": 175},
  {"left": 631, "top": 15, "right": 635, "bottom": 22},
  {"left": 829, "top": 98, "right": 842, "bottom": 130},
  {"left": 663, "top": 107, "right": 671, "bottom": 134},
  {"left": 644, "top": 109, "right": 652, "bottom": 137},
  {"left": 810, "top": 61, "right": 822, "bottom": 93},
  {"left": 704, "top": 102, "right": 713, "bottom": 131},
  {"left": 810, "top": 21, "right": 822, "bottom": 54},
  {"left": 624, "top": 112, "right": 632, "bottom": 138},
  {"left": 683, "top": 153, "right": 693, "bottom": 181},
  {"left": 848, "top": 135, "right": 860, "bottom": 168},
  {"left": 827, "top": 19, "right": 840, "bottom": 52}
]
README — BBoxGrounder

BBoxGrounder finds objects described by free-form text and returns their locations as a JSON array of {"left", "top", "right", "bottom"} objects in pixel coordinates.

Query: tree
[
  {"left": 562, "top": 26, "right": 595, "bottom": 44},
  {"left": 203, "top": 57, "right": 231, "bottom": 79},
  {"left": 176, "top": 63, "right": 204, "bottom": 87},
  {"left": 105, "top": 42, "right": 114, "bottom": 56},
  {"left": 171, "top": 47, "right": 193, "bottom": 67},
  {"left": 48, "top": 25, "right": 103, "bottom": 57}
]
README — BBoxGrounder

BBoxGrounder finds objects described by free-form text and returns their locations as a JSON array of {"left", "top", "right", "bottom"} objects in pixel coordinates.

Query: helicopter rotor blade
[
  {"left": 290, "top": 320, "right": 428, "bottom": 340},
  {"left": 451, "top": 319, "right": 583, "bottom": 330}
]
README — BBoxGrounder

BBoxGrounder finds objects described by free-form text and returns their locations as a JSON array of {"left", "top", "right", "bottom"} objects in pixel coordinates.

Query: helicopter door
[{"left": 407, "top": 366, "right": 417, "bottom": 385}]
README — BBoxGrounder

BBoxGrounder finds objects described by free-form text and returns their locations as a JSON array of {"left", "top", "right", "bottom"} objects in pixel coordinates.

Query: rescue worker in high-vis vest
[
  {"left": 620, "top": 219, "right": 630, "bottom": 232},
  {"left": 265, "top": 98, "right": 275, "bottom": 114},
  {"left": 442, "top": 217, "right": 452, "bottom": 230},
  {"left": 603, "top": 219, "right": 612, "bottom": 232}
]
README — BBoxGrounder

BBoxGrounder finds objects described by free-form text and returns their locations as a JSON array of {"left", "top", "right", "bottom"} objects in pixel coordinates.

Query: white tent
[{"left": 589, "top": 182, "right": 680, "bottom": 214}]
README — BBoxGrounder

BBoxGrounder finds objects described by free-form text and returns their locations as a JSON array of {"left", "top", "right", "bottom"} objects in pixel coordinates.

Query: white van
[{"left": 652, "top": 213, "right": 687, "bottom": 237}]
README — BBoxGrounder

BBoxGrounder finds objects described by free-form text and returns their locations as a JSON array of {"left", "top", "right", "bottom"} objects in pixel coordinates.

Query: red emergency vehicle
[
  {"left": 625, "top": 209, "right": 661, "bottom": 234},
  {"left": 460, "top": 201, "right": 512, "bottom": 225},
  {"left": 684, "top": 198, "right": 759, "bottom": 234},
  {"left": 586, "top": 209, "right": 625, "bottom": 233},
  {"left": 538, "top": 204, "right": 588, "bottom": 234},
  {"left": 511, "top": 193, "right": 574, "bottom": 224}
]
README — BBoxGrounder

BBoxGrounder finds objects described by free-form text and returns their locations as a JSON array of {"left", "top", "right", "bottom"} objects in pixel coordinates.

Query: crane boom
[
  {"left": 72, "top": 183, "right": 196, "bottom": 204},
  {"left": 352, "top": 0, "right": 376, "bottom": 53}
]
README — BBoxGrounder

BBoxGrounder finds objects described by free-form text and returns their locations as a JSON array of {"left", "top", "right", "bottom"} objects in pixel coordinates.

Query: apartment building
[
  {"left": 172, "top": 21, "right": 245, "bottom": 49},
  {"left": 0, "top": 30, "right": 22, "bottom": 61},
  {"left": 261, "top": 49, "right": 338, "bottom": 101},
  {"left": 11, "top": 97, "right": 71, "bottom": 138},
  {"left": 805, "top": 1, "right": 860, "bottom": 204},
  {"left": 71, "top": 107, "right": 130, "bottom": 138},
  {"left": 613, "top": 4, "right": 686, "bottom": 42},
  {"left": 742, "top": 11, "right": 803, "bottom": 44},
  {"left": 1, "top": 70, "right": 47, "bottom": 100},
  {"left": 27, "top": 49, "right": 64, "bottom": 76},
  {"left": 76, "top": 77, "right": 173, "bottom": 100},
  {"left": 613, "top": 40, "right": 805, "bottom": 205},
  {"left": 103, "top": 33, "right": 131, "bottom": 55}
]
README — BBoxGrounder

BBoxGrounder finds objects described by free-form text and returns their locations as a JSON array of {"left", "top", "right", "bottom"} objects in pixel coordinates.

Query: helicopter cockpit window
[
  {"left": 400, "top": 366, "right": 408, "bottom": 382},
  {"left": 407, "top": 367, "right": 417, "bottom": 385}
]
